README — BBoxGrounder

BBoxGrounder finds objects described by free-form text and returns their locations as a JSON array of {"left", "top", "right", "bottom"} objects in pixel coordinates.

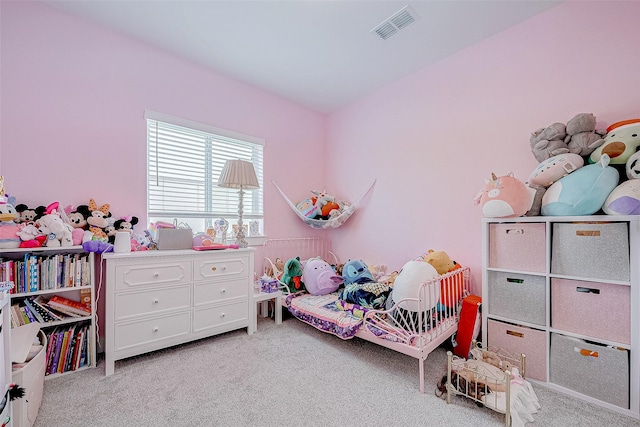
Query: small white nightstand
[{"left": 250, "top": 290, "right": 282, "bottom": 333}]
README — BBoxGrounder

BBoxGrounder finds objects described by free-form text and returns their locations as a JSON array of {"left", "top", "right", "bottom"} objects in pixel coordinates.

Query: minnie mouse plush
[{"left": 114, "top": 216, "right": 139, "bottom": 234}]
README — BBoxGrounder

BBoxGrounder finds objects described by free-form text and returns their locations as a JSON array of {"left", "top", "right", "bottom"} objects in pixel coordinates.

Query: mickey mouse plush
[{"left": 14, "top": 204, "right": 46, "bottom": 224}]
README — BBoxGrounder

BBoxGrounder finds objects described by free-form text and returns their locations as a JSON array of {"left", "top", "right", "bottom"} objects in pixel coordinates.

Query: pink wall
[
  {"left": 0, "top": 1, "right": 326, "bottom": 243},
  {"left": 326, "top": 1, "right": 640, "bottom": 292}
]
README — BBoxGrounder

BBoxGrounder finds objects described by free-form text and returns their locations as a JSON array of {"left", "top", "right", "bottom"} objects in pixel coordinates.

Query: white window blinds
[{"left": 145, "top": 111, "right": 264, "bottom": 223}]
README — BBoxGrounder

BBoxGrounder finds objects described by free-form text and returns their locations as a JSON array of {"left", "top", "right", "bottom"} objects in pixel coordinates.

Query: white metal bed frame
[{"left": 264, "top": 237, "right": 471, "bottom": 393}]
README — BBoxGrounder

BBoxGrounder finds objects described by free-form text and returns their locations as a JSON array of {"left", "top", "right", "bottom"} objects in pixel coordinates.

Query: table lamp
[{"left": 217, "top": 159, "right": 260, "bottom": 248}]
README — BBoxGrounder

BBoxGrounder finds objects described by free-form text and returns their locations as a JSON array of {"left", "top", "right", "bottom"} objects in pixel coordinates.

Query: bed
[
  {"left": 263, "top": 237, "right": 471, "bottom": 393},
  {"left": 441, "top": 342, "right": 541, "bottom": 427}
]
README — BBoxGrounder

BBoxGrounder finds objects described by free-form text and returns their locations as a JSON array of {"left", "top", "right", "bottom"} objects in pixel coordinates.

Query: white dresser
[{"left": 103, "top": 248, "right": 254, "bottom": 376}]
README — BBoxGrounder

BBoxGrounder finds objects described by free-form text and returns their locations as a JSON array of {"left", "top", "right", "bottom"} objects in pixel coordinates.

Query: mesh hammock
[{"left": 272, "top": 179, "right": 376, "bottom": 229}]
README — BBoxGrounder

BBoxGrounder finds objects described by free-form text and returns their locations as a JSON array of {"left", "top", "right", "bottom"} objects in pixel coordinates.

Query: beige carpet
[{"left": 33, "top": 315, "right": 639, "bottom": 427}]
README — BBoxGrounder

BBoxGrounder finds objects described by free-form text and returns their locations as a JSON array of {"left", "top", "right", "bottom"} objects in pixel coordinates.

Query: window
[{"left": 145, "top": 110, "right": 264, "bottom": 237}]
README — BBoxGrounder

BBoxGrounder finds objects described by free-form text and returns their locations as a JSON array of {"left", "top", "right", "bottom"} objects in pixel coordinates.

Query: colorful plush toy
[
  {"left": 603, "top": 179, "right": 640, "bottom": 215},
  {"left": 302, "top": 258, "right": 343, "bottom": 295},
  {"left": 341, "top": 259, "right": 374, "bottom": 285},
  {"left": 82, "top": 198, "right": 111, "bottom": 239},
  {"left": 564, "top": 113, "right": 606, "bottom": 157},
  {"left": 281, "top": 257, "right": 305, "bottom": 293},
  {"left": 473, "top": 172, "right": 534, "bottom": 218},
  {"left": 0, "top": 199, "right": 21, "bottom": 248},
  {"left": 589, "top": 119, "right": 640, "bottom": 165},
  {"left": 16, "top": 223, "right": 46, "bottom": 248},
  {"left": 422, "top": 250, "right": 455, "bottom": 275},
  {"left": 528, "top": 153, "right": 584, "bottom": 188},
  {"left": 541, "top": 154, "right": 619, "bottom": 216},
  {"left": 530, "top": 122, "right": 569, "bottom": 162},
  {"left": 36, "top": 212, "right": 74, "bottom": 247},
  {"left": 626, "top": 151, "right": 640, "bottom": 179}
]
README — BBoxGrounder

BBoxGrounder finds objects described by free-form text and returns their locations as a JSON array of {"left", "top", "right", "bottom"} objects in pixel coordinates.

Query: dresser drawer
[
  {"left": 115, "top": 284, "right": 191, "bottom": 321},
  {"left": 193, "top": 278, "right": 248, "bottom": 306},
  {"left": 115, "top": 261, "right": 191, "bottom": 290},
  {"left": 114, "top": 311, "right": 191, "bottom": 352},
  {"left": 194, "top": 257, "right": 248, "bottom": 281},
  {"left": 193, "top": 301, "right": 248, "bottom": 333}
]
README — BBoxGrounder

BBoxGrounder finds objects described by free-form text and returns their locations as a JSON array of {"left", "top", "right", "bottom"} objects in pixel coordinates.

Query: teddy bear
[
  {"left": 530, "top": 122, "right": 569, "bottom": 162},
  {"left": 564, "top": 113, "right": 606, "bottom": 157},
  {"left": 36, "top": 212, "right": 74, "bottom": 247},
  {"left": 422, "top": 249, "right": 455, "bottom": 275}
]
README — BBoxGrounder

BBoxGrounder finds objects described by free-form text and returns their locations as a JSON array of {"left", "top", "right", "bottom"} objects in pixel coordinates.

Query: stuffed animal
[
  {"left": 114, "top": 216, "right": 138, "bottom": 234},
  {"left": 296, "top": 198, "right": 319, "bottom": 218},
  {"left": 565, "top": 113, "right": 606, "bottom": 157},
  {"left": 589, "top": 119, "right": 640, "bottom": 165},
  {"left": 341, "top": 259, "right": 374, "bottom": 285},
  {"left": 541, "top": 154, "right": 619, "bottom": 216},
  {"left": 83, "top": 198, "right": 111, "bottom": 239},
  {"left": 530, "top": 122, "right": 569, "bottom": 162},
  {"left": 16, "top": 223, "right": 46, "bottom": 248},
  {"left": 302, "top": 258, "right": 343, "bottom": 295},
  {"left": 281, "top": 257, "right": 305, "bottom": 293},
  {"left": 65, "top": 205, "right": 89, "bottom": 230},
  {"left": 264, "top": 257, "right": 284, "bottom": 279},
  {"left": 603, "top": 179, "right": 640, "bottom": 215},
  {"left": 626, "top": 151, "right": 640, "bottom": 179},
  {"left": 14, "top": 204, "right": 46, "bottom": 224},
  {"left": 0, "top": 199, "right": 21, "bottom": 248},
  {"left": 528, "top": 153, "right": 584, "bottom": 188},
  {"left": 473, "top": 172, "right": 534, "bottom": 218},
  {"left": 422, "top": 250, "right": 455, "bottom": 275},
  {"left": 391, "top": 260, "right": 439, "bottom": 312},
  {"left": 36, "top": 212, "right": 74, "bottom": 247}
]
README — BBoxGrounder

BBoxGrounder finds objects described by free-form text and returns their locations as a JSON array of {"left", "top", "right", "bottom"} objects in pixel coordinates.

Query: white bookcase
[
  {"left": 482, "top": 215, "right": 639, "bottom": 420},
  {"left": 0, "top": 246, "right": 97, "bottom": 378}
]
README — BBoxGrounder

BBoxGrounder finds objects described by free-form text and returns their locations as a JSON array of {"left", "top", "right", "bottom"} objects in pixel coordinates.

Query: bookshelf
[{"left": 0, "top": 246, "right": 97, "bottom": 378}]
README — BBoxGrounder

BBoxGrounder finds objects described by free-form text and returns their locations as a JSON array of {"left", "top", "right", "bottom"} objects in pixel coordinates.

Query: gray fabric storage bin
[
  {"left": 551, "top": 222, "right": 629, "bottom": 281},
  {"left": 550, "top": 333, "right": 629, "bottom": 409},
  {"left": 488, "top": 271, "right": 545, "bottom": 326}
]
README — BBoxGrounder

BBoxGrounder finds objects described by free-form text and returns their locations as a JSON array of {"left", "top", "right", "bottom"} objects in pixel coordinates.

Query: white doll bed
[
  {"left": 444, "top": 343, "right": 541, "bottom": 427},
  {"left": 263, "top": 237, "right": 470, "bottom": 394}
]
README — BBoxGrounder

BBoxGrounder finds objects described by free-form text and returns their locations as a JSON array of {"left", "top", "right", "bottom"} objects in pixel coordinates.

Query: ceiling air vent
[{"left": 371, "top": 5, "right": 420, "bottom": 41}]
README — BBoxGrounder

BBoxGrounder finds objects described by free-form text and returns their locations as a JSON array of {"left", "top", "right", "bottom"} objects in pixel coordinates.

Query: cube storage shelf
[
  {"left": 0, "top": 246, "right": 97, "bottom": 379},
  {"left": 482, "top": 215, "right": 640, "bottom": 420}
]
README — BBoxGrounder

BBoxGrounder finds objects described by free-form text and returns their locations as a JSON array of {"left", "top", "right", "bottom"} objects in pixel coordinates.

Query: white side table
[{"left": 250, "top": 290, "right": 282, "bottom": 334}]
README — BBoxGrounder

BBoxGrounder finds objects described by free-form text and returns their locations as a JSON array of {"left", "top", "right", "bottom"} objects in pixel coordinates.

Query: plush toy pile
[
  {"left": 476, "top": 114, "right": 640, "bottom": 217},
  {"left": 295, "top": 189, "right": 347, "bottom": 221},
  {"left": 0, "top": 182, "right": 151, "bottom": 252}
]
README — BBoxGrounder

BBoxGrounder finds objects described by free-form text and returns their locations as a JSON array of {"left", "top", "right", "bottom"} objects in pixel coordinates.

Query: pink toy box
[{"left": 489, "top": 223, "right": 546, "bottom": 273}]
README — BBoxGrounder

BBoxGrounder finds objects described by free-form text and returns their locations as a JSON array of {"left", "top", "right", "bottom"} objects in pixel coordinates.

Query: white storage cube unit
[
  {"left": 487, "top": 271, "right": 545, "bottom": 326},
  {"left": 12, "top": 331, "right": 47, "bottom": 427},
  {"left": 550, "top": 333, "right": 629, "bottom": 409},
  {"left": 551, "top": 222, "right": 630, "bottom": 281}
]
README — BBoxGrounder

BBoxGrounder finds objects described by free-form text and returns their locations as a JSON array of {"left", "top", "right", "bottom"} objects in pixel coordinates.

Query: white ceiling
[{"left": 44, "top": 0, "right": 561, "bottom": 113}]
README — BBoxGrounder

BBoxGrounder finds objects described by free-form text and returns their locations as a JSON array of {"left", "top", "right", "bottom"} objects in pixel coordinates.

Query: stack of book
[
  {"left": 10, "top": 295, "right": 91, "bottom": 328},
  {"left": 45, "top": 322, "right": 91, "bottom": 375}
]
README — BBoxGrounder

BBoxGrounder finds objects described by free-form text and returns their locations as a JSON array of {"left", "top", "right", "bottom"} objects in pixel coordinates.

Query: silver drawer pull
[
  {"left": 220, "top": 313, "right": 226, "bottom": 318},
  {"left": 221, "top": 289, "right": 227, "bottom": 294},
  {"left": 153, "top": 272, "right": 159, "bottom": 278},
  {"left": 152, "top": 326, "right": 159, "bottom": 333},
  {"left": 153, "top": 298, "right": 159, "bottom": 304}
]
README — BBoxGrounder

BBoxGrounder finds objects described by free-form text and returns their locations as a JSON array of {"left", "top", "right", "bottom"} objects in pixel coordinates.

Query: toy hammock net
[{"left": 272, "top": 179, "right": 376, "bottom": 229}]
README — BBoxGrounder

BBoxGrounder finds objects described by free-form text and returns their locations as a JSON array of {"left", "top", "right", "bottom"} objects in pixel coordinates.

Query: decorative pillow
[{"left": 338, "top": 281, "right": 391, "bottom": 309}]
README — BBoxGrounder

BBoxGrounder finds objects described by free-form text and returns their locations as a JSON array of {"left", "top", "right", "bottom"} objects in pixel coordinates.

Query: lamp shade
[{"left": 217, "top": 159, "right": 260, "bottom": 190}]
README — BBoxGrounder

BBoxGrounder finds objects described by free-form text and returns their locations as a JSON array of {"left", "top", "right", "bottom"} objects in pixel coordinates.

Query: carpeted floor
[{"left": 33, "top": 315, "right": 639, "bottom": 427}]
